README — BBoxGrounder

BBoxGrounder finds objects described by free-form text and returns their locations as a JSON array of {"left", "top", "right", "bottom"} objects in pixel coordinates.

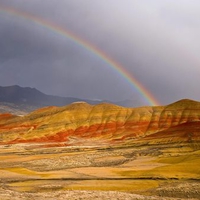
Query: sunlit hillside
[{"left": 0, "top": 99, "right": 200, "bottom": 199}]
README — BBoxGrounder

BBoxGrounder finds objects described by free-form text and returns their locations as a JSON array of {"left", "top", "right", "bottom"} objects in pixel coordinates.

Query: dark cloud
[{"left": 0, "top": 0, "right": 200, "bottom": 105}]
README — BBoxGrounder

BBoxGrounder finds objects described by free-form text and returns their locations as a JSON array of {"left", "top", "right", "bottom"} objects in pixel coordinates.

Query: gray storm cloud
[{"left": 0, "top": 0, "right": 200, "bottom": 105}]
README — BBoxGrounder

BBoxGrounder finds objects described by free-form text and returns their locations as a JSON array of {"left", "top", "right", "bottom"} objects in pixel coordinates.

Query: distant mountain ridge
[
  {"left": 0, "top": 85, "right": 143, "bottom": 114},
  {"left": 0, "top": 85, "right": 103, "bottom": 105},
  {"left": 0, "top": 85, "right": 102, "bottom": 114}
]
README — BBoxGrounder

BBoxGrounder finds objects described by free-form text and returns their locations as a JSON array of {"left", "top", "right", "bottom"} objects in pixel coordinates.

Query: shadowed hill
[
  {"left": 0, "top": 85, "right": 102, "bottom": 114},
  {"left": 0, "top": 85, "right": 152, "bottom": 115}
]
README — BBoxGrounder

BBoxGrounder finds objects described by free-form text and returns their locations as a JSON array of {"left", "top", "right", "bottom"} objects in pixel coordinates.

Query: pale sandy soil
[
  {"left": 0, "top": 143, "right": 199, "bottom": 199},
  {"left": 0, "top": 187, "right": 188, "bottom": 200}
]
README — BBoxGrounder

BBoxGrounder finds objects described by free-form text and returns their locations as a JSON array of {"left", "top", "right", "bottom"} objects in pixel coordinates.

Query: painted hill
[
  {"left": 0, "top": 99, "right": 200, "bottom": 199},
  {"left": 0, "top": 99, "right": 199, "bottom": 146}
]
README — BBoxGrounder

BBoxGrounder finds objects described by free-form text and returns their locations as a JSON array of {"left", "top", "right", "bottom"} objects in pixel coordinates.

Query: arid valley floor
[{"left": 0, "top": 99, "right": 200, "bottom": 199}]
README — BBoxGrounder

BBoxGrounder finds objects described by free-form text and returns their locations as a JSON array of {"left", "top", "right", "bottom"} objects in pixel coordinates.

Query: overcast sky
[{"left": 0, "top": 0, "right": 200, "bottom": 105}]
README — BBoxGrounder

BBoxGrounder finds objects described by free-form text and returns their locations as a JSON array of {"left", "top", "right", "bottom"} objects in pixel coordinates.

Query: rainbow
[{"left": 0, "top": 4, "right": 160, "bottom": 105}]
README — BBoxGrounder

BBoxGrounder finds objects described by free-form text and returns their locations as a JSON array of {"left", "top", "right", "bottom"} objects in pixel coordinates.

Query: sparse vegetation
[{"left": 0, "top": 100, "right": 200, "bottom": 199}]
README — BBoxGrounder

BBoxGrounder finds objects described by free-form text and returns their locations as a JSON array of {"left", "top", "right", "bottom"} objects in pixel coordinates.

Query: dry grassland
[{"left": 0, "top": 142, "right": 199, "bottom": 199}]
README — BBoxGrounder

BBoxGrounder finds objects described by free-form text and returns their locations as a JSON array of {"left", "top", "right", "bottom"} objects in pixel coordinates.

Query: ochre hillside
[
  {"left": 0, "top": 99, "right": 200, "bottom": 146},
  {"left": 0, "top": 99, "right": 200, "bottom": 199}
]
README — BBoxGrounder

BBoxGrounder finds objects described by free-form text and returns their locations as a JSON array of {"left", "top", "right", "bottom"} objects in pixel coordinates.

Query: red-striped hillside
[{"left": 0, "top": 99, "right": 200, "bottom": 147}]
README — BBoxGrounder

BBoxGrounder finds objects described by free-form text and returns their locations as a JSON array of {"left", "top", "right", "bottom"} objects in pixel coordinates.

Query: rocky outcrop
[{"left": 0, "top": 99, "right": 200, "bottom": 146}]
